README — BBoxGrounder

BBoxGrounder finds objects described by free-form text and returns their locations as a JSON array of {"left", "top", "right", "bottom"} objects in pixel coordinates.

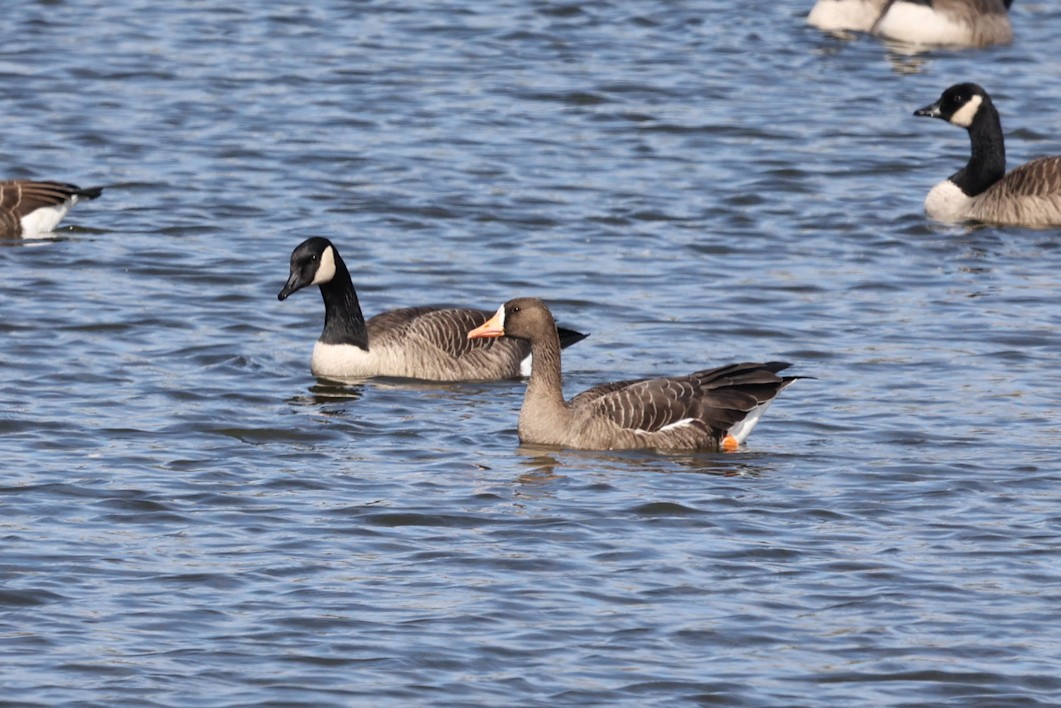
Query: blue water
[{"left": 2, "top": 1, "right": 1061, "bottom": 705}]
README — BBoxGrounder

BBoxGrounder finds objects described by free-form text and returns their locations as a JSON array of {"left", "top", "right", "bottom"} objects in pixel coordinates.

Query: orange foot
[{"left": 721, "top": 435, "right": 740, "bottom": 453}]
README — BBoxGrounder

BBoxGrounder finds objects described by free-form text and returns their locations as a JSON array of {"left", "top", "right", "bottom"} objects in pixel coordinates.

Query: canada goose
[
  {"left": 0, "top": 180, "right": 103, "bottom": 238},
  {"left": 467, "top": 297, "right": 801, "bottom": 452},
  {"left": 913, "top": 83, "right": 1061, "bottom": 227},
  {"left": 278, "top": 238, "right": 587, "bottom": 382},
  {"left": 808, "top": 0, "right": 1014, "bottom": 47}
]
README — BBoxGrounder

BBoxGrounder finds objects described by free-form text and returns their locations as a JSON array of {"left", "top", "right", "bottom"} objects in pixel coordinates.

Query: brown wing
[
  {"left": 367, "top": 306, "right": 528, "bottom": 374},
  {"left": 994, "top": 157, "right": 1061, "bottom": 198},
  {"left": 573, "top": 362, "right": 794, "bottom": 435},
  {"left": 977, "top": 157, "right": 1061, "bottom": 226},
  {"left": 0, "top": 181, "right": 103, "bottom": 237}
]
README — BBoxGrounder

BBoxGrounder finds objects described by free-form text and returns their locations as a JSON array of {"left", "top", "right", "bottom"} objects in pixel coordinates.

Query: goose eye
[{"left": 510, "top": 306, "right": 521, "bottom": 314}]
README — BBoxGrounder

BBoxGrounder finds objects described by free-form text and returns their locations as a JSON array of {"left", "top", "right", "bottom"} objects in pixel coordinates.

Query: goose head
[
  {"left": 914, "top": 82, "right": 989, "bottom": 128},
  {"left": 467, "top": 297, "right": 556, "bottom": 343},
  {"left": 278, "top": 236, "right": 339, "bottom": 301}
]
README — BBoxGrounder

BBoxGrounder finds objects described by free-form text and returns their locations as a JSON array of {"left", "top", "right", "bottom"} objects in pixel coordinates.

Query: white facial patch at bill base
[
  {"left": 311, "top": 245, "right": 337, "bottom": 285},
  {"left": 948, "top": 94, "right": 983, "bottom": 128}
]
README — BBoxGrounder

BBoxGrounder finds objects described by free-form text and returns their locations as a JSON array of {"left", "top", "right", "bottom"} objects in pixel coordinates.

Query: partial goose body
[
  {"left": 808, "top": 0, "right": 1014, "bottom": 47},
  {"left": 808, "top": 0, "right": 887, "bottom": 32},
  {"left": 873, "top": 0, "right": 1012, "bottom": 47},
  {"left": 468, "top": 297, "right": 801, "bottom": 452},
  {"left": 0, "top": 180, "right": 103, "bottom": 238},
  {"left": 914, "top": 83, "right": 1061, "bottom": 228},
  {"left": 278, "top": 238, "right": 587, "bottom": 382}
]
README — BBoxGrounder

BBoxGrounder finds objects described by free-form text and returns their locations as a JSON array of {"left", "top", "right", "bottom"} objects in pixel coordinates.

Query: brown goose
[
  {"left": 808, "top": 0, "right": 1014, "bottom": 48},
  {"left": 914, "top": 83, "right": 1061, "bottom": 227},
  {"left": 468, "top": 297, "right": 801, "bottom": 452},
  {"left": 0, "top": 180, "right": 103, "bottom": 238},
  {"left": 277, "top": 238, "right": 587, "bottom": 382}
]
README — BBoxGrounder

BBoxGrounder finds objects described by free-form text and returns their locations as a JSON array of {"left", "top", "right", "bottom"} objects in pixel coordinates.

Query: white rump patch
[
  {"left": 874, "top": 3, "right": 975, "bottom": 46},
  {"left": 948, "top": 94, "right": 983, "bottom": 129},
  {"left": 20, "top": 202, "right": 73, "bottom": 237},
  {"left": 727, "top": 401, "right": 776, "bottom": 445},
  {"left": 312, "top": 245, "right": 337, "bottom": 285},
  {"left": 925, "top": 179, "right": 973, "bottom": 222},
  {"left": 520, "top": 353, "right": 532, "bottom": 377}
]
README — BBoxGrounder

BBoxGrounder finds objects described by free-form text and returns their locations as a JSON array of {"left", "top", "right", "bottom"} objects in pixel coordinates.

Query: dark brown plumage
[
  {"left": 0, "top": 180, "right": 103, "bottom": 238},
  {"left": 468, "top": 297, "right": 802, "bottom": 452}
]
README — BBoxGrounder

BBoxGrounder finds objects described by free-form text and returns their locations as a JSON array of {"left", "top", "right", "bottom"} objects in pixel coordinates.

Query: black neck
[
  {"left": 318, "top": 254, "right": 369, "bottom": 349},
  {"left": 952, "top": 98, "right": 1006, "bottom": 197}
]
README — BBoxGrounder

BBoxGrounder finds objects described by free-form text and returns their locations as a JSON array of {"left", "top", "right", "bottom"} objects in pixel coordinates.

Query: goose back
[
  {"left": 560, "top": 362, "right": 798, "bottom": 451},
  {"left": 964, "top": 156, "right": 1061, "bottom": 226},
  {"left": 0, "top": 180, "right": 103, "bottom": 238}
]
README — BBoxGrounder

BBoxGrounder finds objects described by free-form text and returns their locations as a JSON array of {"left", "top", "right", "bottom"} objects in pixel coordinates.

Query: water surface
[{"left": 2, "top": 1, "right": 1061, "bottom": 705}]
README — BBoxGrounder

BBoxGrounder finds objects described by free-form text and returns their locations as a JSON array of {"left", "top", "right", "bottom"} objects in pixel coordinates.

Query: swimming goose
[
  {"left": 467, "top": 297, "right": 801, "bottom": 452},
  {"left": 278, "top": 238, "right": 588, "bottom": 382},
  {"left": 914, "top": 82, "right": 1061, "bottom": 227},
  {"left": 808, "top": 0, "right": 1014, "bottom": 47},
  {"left": 0, "top": 180, "right": 103, "bottom": 238}
]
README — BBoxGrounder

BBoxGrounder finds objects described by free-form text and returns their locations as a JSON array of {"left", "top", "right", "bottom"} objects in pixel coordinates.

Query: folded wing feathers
[
  {"left": 978, "top": 157, "right": 1061, "bottom": 225},
  {"left": 995, "top": 157, "right": 1061, "bottom": 198},
  {"left": 583, "top": 361, "right": 794, "bottom": 437},
  {"left": 0, "top": 181, "right": 103, "bottom": 237},
  {"left": 0, "top": 181, "right": 96, "bottom": 216},
  {"left": 369, "top": 306, "right": 525, "bottom": 378}
]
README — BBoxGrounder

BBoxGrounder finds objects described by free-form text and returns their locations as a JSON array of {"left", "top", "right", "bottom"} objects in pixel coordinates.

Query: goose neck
[
  {"left": 318, "top": 257, "right": 369, "bottom": 349},
  {"left": 954, "top": 99, "right": 1006, "bottom": 197}
]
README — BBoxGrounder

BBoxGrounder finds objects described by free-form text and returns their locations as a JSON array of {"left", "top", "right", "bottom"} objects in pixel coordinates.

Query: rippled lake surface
[{"left": 3, "top": 1, "right": 1061, "bottom": 704}]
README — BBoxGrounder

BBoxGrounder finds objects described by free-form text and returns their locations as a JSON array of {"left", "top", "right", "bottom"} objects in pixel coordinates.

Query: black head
[
  {"left": 914, "top": 83, "right": 991, "bottom": 128},
  {"left": 278, "top": 236, "right": 339, "bottom": 301}
]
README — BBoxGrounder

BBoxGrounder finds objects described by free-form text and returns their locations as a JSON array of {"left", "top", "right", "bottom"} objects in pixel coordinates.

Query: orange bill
[{"left": 467, "top": 309, "right": 505, "bottom": 339}]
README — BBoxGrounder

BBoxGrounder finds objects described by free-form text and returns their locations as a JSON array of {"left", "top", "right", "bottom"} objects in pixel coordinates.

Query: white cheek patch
[
  {"left": 949, "top": 94, "right": 982, "bottom": 128},
  {"left": 312, "top": 245, "right": 337, "bottom": 285}
]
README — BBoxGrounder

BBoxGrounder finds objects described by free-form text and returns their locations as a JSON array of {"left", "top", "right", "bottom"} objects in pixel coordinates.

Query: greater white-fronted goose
[
  {"left": 809, "top": 0, "right": 1014, "bottom": 47},
  {"left": 914, "top": 83, "right": 1061, "bottom": 228},
  {"left": 278, "top": 238, "right": 588, "bottom": 382},
  {"left": 0, "top": 180, "right": 103, "bottom": 238},
  {"left": 468, "top": 297, "right": 801, "bottom": 452}
]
